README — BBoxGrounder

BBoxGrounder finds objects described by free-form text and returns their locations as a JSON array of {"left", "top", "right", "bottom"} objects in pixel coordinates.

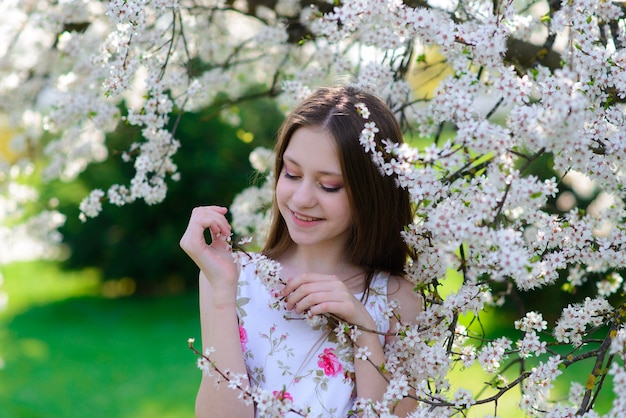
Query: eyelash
[{"left": 283, "top": 171, "right": 342, "bottom": 193}]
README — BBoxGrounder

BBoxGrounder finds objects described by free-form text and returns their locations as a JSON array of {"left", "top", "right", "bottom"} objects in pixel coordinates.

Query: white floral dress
[{"left": 236, "top": 260, "right": 390, "bottom": 417}]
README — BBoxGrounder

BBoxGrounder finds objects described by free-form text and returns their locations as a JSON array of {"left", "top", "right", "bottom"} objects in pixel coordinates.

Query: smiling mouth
[{"left": 293, "top": 212, "right": 321, "bottom": 222}]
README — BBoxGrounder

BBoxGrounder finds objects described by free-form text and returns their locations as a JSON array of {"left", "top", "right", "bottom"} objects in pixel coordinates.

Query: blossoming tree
[{"left": 2, "top": 0, "right": 626, "bottom": 416}]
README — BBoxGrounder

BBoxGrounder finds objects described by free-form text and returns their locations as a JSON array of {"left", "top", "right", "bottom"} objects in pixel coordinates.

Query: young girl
[{"left": 180, "top": 86, "right": 422, "bottom": 417}]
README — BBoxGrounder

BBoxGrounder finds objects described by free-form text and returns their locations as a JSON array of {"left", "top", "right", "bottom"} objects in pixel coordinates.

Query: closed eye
[
  {"left": 283, "top": 169, "right": 342, "bottom": 193},
  {"left": 283, "top": 171, "right": 299, "bottom": 180},
  {"left": 319, "top": 184, "right": 341, "bottom": 193}
]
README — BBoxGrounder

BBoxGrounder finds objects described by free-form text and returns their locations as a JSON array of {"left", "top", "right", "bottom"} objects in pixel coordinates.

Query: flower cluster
[
  {"left": 235, "top": 252, "right": 285, "bottom": 310},
  {"left": 610, "top": 326, "right": 626, "bottom": 361},
  {"left": 554, "top": 298, "right": 613, "bottom": 346}
]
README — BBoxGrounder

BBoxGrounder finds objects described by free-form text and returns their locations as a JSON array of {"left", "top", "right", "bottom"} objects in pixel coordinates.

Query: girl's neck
[
  {"left": 280, "top": 244, "right": 344, "bottom": 271},
  {"left": 278, "top": 245, "right": 366, "bottom": 293}
]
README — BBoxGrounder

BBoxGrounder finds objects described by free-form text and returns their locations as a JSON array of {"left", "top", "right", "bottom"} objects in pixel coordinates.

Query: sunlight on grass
[
  {"left": 0, "top": 260, "right": 199, "bottom": 418},
  {"left": 1, "top": 260, "right": 102, "bottom": 318}
]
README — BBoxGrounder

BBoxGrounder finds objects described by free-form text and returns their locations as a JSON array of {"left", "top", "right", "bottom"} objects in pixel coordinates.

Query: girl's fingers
[
  {"left": 180, "top": 206, "right": 240, "bottom": 289},
  {"left": 289, "top": 290, "right": 342, "bottom": 313},
  {"left": 207, "top": 224, "right": 231, "bottom": 252},
  {"left": 283, "top": 277, "right": 350, "bottom": 312},
  {"left": 180, "top": 206, "right": 232, "bottom": 252},
  {"left": 281, "top": 274, "right": 373, "bottom": 326},
  {"left": 308, "top": 301, "right": 351, "bottom": 317},
  {"left": 196, "top": 206, "right": 231, "bottom": 238},
  {"left": 179, "top": 206, "right": 237, "bottom": 275},
  {"left": 281, "top": 273, "right": 335, "bottom": 296}
]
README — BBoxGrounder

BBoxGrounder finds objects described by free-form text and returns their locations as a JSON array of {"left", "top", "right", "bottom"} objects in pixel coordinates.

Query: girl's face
[{"left": 276, "top": 126, "right": 353, "bottom": 253}]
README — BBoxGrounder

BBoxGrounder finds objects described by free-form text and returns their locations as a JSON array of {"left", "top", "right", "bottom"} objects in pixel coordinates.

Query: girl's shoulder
[
  {"left": 386, "top": 274, "right": 423, "bottom": 322},
  {"left": 386, "top": 273, "right": 412, "bottom": 295}
]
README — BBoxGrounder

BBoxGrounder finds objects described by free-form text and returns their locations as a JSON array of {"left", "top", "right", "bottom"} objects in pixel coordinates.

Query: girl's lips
[
  {"left": 291, "top": 210, "right": 322, "bottom": 225},
  {"left": 293, "top": 212, "right": 320, "bottom": 221}
]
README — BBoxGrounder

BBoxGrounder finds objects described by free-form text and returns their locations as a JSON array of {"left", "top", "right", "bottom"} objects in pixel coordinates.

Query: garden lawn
[{"left": 0, "top": 261, "right": 199, "bottom": 418}]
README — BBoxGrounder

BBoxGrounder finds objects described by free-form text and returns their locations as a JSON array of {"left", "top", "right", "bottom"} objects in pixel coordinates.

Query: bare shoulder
[{"left": 387, "top": 274, "right": 423, "bottom": 325}]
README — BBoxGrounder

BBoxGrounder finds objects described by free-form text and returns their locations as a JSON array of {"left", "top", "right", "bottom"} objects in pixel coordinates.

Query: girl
[{"left": 180, "top": 86, "right": 422, "bottom": 417}]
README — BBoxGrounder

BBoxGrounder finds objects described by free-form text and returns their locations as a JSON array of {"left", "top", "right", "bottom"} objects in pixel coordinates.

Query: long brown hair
[{"left": 262, "top": 86, "right": 413, "bottom": 290}]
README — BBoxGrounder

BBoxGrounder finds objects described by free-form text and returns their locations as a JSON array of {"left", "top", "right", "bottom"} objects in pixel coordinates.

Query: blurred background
[{"left": 0, "top": 96, "right": 284, "bottom": 417}]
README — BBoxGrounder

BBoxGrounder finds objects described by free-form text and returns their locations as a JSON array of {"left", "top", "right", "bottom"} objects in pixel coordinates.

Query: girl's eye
[
  {"left": 283, "top": 168, "right": 342, "bottom": 193},
  {"left": 319, "top": 184, "right": 342, "bottom": 193}
]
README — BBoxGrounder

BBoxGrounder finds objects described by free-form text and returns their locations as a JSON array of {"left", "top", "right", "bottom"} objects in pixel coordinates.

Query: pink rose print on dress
[
  {"left": 273, "top": 390, "right": 293, "bottom": 402},
  {"left": 239, "top": 325, "right": 248, "bottom": 350},
  {"left": 317, "top": 347, "right": 342, "bottom": 376}
]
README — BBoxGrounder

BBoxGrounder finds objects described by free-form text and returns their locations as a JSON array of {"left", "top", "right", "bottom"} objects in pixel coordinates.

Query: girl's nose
[{"left": 291, "top": 181, "right": 316, "bottom": 207}]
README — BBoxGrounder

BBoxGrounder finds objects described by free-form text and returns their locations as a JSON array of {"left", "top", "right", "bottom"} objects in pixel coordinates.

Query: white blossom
[{"left": 356, "top": 346, "right": 371, "bottom": 361}]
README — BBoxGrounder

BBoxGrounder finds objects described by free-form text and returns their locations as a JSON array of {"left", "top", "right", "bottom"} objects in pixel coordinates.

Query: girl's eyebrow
[{"left": 283, "top": 155, "right": 342, "bottom": 178}]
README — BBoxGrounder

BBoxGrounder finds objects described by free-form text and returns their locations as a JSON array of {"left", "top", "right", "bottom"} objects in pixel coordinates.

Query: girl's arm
[
  {"left": 383, "top": 276, "right": 422, "bottom": 416},
  {"left": 351, "top": 311, "right": 389, "bottom": 404},
  {"left": 352, "top": 276, "right": 421, "bottom": 416},
  {"left": 195, "top": 273, "right": 253, "bottom": 418},
  {"left": 180, "top": 206, "right": 254, "bottom": 418}
]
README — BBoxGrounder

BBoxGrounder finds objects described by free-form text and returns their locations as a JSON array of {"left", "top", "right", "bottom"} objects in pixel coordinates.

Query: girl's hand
[
  {"left": 280, "top": 273, "right": 375, "bottom": 330},
  {"left": 179, "top": 206, "right": 239, "bottom": 291}
]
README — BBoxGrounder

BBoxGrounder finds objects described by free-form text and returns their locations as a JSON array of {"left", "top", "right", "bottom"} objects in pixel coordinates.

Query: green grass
[{"left": 0, "top": 261, "right": 199, "bottom": 418}]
